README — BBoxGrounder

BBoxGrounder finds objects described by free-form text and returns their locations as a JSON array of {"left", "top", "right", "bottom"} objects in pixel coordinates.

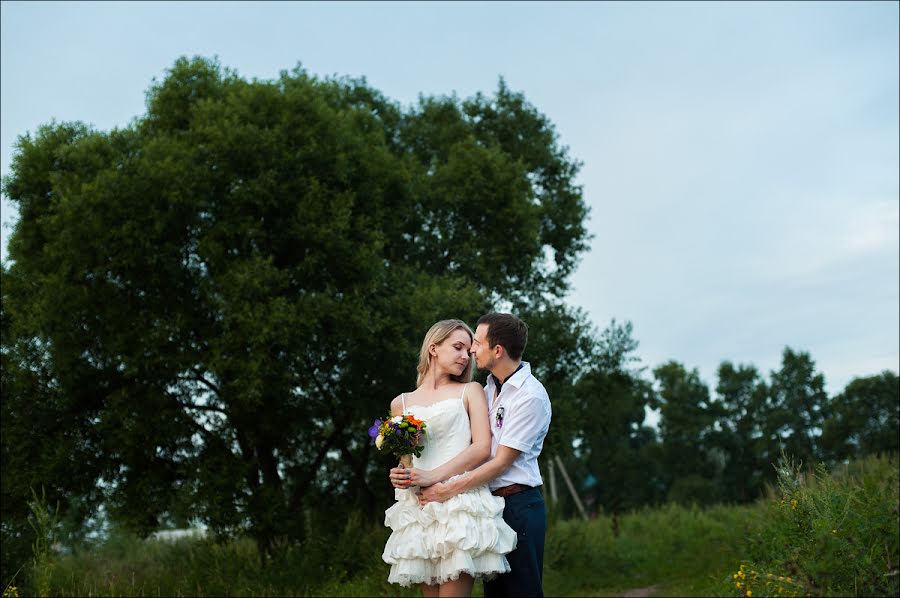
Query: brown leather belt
[{"left": 491, "top": 483, "right": 535, "bottom": 498}]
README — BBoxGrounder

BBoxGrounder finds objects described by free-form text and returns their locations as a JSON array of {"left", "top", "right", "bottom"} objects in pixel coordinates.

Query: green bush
[{"left": 719, "top": 453, "right": 899, "bottom": 597}]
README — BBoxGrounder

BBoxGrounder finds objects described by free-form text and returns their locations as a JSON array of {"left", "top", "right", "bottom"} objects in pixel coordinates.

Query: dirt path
[{"left": 619, "top": 584, "right": 660, "bottom": 597}]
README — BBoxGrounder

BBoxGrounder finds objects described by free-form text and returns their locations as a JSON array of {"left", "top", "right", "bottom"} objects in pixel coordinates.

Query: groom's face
[{"left": 471, "top": 324, "right": 496, "bottom": 371}]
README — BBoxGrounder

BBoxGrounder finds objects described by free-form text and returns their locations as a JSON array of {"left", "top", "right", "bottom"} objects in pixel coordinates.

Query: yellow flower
[
  {"left": 747, "top": 591, "right": 753, "bottom": 597},
  {"left": 831, "top": 529, "right": 837, "bottom": 534}
]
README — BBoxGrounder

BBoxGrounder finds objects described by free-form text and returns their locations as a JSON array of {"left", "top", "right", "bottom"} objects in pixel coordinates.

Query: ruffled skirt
[{"left": 382, "top": 474, "right": 518, "bottom": 587}]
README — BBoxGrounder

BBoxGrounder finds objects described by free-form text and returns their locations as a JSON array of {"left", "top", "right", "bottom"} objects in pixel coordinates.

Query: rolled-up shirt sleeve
[{"left": 498, "top": 391, "right": 551, "bottom": 453}]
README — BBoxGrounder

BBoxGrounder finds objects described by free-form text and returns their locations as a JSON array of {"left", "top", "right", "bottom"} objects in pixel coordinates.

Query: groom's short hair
[{"left": 477, "top": 313, "right": 528, "bottom": 360}]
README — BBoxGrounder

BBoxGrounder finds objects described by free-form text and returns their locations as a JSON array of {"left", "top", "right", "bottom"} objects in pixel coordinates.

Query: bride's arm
[
  {"left": 401, "top": 383, "right": 491, "bottom": 488},
  {"left": 389, "top": 395, "right": 403, "bottom": 418},
  {"left": 387, "top": 395, "right": 411, "bottom": 490}
]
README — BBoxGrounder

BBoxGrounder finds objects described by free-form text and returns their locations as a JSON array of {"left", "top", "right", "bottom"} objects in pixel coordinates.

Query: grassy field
[
  {"left": 9, "top": 454, "right": 898, "bottom": 597},
  {"left": 543, "top": 502, "right": 763, "bottom": 597}
]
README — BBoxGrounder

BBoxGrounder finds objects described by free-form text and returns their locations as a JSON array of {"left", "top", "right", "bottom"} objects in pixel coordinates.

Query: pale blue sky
[{"left": 2, "top": 1, "right": 898, "bottom": 398}]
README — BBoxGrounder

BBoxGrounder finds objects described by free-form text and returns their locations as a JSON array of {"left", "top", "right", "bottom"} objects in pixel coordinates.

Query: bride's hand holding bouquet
[{"left": 368, "top": 414, "right": 434, "bottom": 489}]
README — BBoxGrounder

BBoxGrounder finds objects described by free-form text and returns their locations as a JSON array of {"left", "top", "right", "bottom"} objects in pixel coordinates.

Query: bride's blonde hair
[{"left": 416, "top": 319, "right": 475, "bottom": 387}]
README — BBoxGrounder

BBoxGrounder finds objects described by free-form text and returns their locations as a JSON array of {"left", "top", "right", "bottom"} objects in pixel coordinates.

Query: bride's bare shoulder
[
  {"left": 390, "top": 391, "right": 416, "bottom": 415},
  {"left": 461, "top": 381, "right": 486, "bottom": 410},
  {"left": 463, "top": 381, "right": 486, "bottom": 399}
]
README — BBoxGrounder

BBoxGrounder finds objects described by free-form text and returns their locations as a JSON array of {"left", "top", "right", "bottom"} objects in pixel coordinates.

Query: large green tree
[{"left": 1, "top": 56, "right": 590, "bottom": 560}]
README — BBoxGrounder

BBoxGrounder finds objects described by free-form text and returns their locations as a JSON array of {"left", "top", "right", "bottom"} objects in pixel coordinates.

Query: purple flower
[{"left": 368, "top": 419, "right": 382, "bottom": 443}]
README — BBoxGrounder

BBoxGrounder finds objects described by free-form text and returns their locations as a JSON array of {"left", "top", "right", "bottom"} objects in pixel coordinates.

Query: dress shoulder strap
[
  {"left": 459, "top": 384, "right": 467, "bottom": 400},
  {"left": 401, "top": 393, "right": 407, "bottom": 413}
]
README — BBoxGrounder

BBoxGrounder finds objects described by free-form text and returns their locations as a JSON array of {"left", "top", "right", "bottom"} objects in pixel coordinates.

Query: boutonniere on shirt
[{"left": 495, "top": 406, "right": 505, "bottom": 429}]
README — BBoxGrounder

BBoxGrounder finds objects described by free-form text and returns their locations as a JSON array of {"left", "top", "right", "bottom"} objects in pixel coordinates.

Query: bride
[{"left": 382, "top": 319, "right": 517, "bottom": 597}]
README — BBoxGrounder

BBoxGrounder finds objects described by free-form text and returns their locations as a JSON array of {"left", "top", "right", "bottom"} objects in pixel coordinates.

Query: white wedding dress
[{"left": 382, "top": 388, "right": 517, "bottom": 587}]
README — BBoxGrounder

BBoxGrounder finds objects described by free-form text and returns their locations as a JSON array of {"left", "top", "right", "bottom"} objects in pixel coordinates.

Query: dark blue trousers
[{"left": 484, "top": 487, "right": 546, "bottom": 598}]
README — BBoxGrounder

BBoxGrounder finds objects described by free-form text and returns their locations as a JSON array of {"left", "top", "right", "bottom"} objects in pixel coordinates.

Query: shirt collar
[{"left": 489, "top": 361, "right": 530, "bottom": 393}]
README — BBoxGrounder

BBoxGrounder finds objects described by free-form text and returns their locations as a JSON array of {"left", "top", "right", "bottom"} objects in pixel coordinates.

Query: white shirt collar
[
  {"left": 503, "top": 361, "right": 531, "bottom": 389},
  {"left": 486, "top": 361, "right": 531, "bottom": 397}
]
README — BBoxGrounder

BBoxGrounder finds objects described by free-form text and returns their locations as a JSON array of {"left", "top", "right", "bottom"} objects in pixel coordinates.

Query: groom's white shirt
[{"left": 484, "top": 361, "right": 552, "bottom": 491}]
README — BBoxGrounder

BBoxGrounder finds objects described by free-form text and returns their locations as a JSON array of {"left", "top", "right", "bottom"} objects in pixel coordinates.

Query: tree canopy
[{"left": 1, "top": 56, "right": 590, "bottom": 558}]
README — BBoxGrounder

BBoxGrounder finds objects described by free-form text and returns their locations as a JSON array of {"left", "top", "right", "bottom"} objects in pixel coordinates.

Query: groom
[{"left": 417, "top": 312, "right": 552, "bottom": 597}]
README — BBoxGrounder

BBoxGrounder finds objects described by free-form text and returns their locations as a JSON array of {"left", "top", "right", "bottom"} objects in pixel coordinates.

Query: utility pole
[
  {"left": 554, "top": 455, "right": 588, "bottom": 521},
  {"left": 547, "top": 457, "right": 559, "bottom": 505}
]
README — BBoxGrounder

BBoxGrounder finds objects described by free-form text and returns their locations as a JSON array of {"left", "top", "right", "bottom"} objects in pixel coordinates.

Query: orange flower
[{"left": 407, "top": 415, "right": 424, "bottom": 428}]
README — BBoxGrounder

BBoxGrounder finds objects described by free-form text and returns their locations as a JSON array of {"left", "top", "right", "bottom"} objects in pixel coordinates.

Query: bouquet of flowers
[{"left": 368, "top": 413, "right": 427, "bottom": 469}]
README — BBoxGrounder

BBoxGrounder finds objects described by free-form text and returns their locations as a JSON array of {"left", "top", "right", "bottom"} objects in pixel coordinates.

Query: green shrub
[{"left": 720, "top": 453, "right": 899, "bottom": 597}]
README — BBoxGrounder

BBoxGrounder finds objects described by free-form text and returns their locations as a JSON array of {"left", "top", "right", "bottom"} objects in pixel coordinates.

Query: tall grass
[
  {"left": 24, "top": 512, "right": 418, "bottom": 597},
  {"left": 544, "top": 502, "right": 762, "bottom": 596},
  {"left": 23, "top": 505, "right": 755, "bottom": 597},
  {"left": 21, "top": 454, "right": 898, "bottom": 597}
]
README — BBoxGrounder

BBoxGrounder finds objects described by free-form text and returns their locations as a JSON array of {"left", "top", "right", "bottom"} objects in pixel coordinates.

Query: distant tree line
[
  {"left": 544, "top": 318, "right": 898, "bottom": 523},
  {"left": 1, "top": 56, "right": 897, "bottom": 588}
]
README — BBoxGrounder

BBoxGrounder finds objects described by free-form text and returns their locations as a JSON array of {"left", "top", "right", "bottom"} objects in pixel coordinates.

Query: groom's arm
[
  {"left": 417, "top": 445, "right": 520, "bottom": 504},
  {"left": 418, "top": 389, "right": 549, "bottom": 504}
]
